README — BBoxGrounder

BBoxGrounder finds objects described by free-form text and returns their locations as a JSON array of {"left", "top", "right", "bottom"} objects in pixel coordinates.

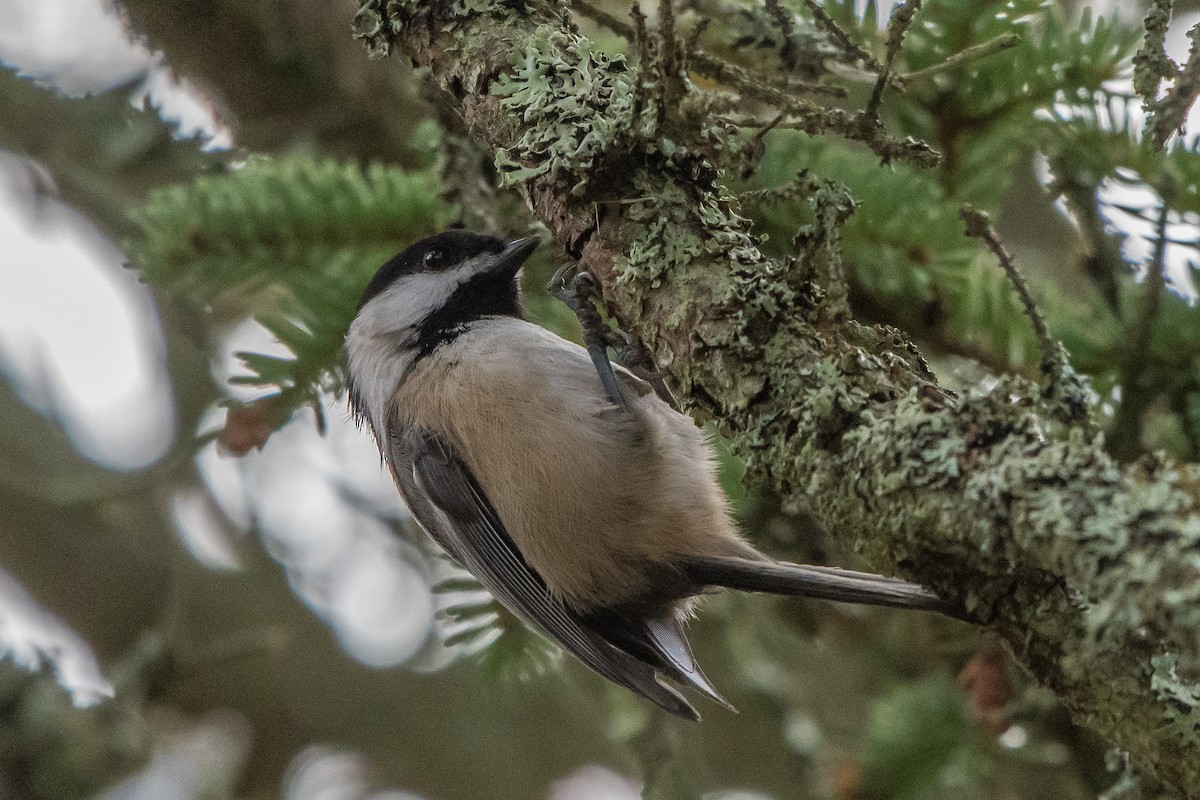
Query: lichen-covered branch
[
  {"left": 352, "top": 0, "right": 1200, "bottom": 793},
  {"left": 567, "top": 0, "right": 938, "bottom": 167},
  {"left": 958, "top": 205, "right": 1088, "bottom": 426},
  {"left": 900, "top": 32, "right": 1021, "bottom": 82},
  {"left": 1153, "top": 23, "right": 1200, "bottom": 149},
  {"left": 864, "top": 0, "right": 920, "bottom": 123},
  {"left": 800, "top": 0, "right": 880, "bottom": 72},
  {"left": 1134, "top": 0, "right": 1200, "bottom": 151},
  {"left": 763, "top": 0, "right": 799, "bottom": 71},
  {"left": 570, "top": 0, "right": 844, "bottom": 100}
]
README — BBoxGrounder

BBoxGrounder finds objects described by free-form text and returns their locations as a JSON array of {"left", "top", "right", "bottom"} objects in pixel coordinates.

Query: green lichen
[
  {"left": 491, "top": 26, "right": 647, "bottom": 193},
  {"left": 486, "top": 20, "right": 762, "bottom": 287},
  {"left": 612, "top": 173, "right": 760, "bottom": 291},
  {"left": 1133, "top": 0, "right": 1177, "bottom": 113},
  {"left": 616, "top": 178, "right": 704, "bottom": 286},
  {"left": 352, "top": 0, "right": 414, "bottom": 57},
  {"left": 1150, "top": 652, "right": 1200, "bottom": 739},
  {"left": 724, "top": 310, "right": 1200, "bottom": 768},
  {"left": 760, "top": 355, "right": 1200, "bottom": 776}
]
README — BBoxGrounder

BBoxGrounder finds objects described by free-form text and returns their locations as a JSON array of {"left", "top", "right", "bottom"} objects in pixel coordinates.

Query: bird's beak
[{"left": 492, "top": 237, "right": 539, "bottom": 276}]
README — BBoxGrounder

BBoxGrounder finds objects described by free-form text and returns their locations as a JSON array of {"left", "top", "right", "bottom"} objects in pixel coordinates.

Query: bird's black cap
[
  {"left": 357, "top": 229, "right": 508, "bottom": 311},
  {"left": 355, "top": 230, "right": 539, "bottom": 359}
]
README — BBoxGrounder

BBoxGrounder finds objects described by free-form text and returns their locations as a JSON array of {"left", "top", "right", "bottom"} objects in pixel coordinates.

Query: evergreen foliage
[
  {"left": 128, "top": 158, "right": 449, "bottom": 420},
  {"left": 435, "top": 574, "right": 564, "bottom": 683},
  {"left": 0, "top": 65, "right": 226, "bottom": 237}
]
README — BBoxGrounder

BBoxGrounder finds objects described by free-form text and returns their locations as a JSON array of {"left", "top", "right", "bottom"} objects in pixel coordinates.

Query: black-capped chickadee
[{"left": 346, "top": 230, "right": 963, "bottom": 719}]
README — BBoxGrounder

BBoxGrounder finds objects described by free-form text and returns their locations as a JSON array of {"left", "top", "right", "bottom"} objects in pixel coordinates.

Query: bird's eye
[{"left": 423, "top": 249, "right": 443, "bottom": 268}]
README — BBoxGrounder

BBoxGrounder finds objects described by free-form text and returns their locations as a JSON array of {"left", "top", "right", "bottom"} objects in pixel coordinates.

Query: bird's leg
[
  {"left": 548, "top": 263, "right": 629, "bottom": 411},
  {"left": 615, "top": 333, "right": 679, "bottom": 411}
]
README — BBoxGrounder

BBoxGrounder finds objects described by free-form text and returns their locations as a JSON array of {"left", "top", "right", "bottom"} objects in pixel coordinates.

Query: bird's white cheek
[
  {"left": 367, "top": 264, "right": 485, "bottom": 333},
  {"left": 345, "top": 258, "right": 495, "bottom": 433},
  {"left": 345, "top": 324, "right": 416, "bottom": 435}
]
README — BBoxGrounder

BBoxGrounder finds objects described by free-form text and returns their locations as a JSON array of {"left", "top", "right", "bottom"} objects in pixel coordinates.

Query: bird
[{"left": 345, "top": 229, "right": 964, "bottom": 719}]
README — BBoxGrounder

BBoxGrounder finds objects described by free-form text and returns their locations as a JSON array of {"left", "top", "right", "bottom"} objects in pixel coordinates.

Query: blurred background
[{"left": 1, "top": 0, "right": 1199, "bottom": 798}]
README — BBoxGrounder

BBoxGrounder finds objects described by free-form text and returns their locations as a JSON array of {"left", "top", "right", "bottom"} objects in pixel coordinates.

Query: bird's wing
[
  {"left": 585, "top": 611, "right": 732, "bottom": 709},
  {"left": 388, "top": 424, "right": 700, "bottom": 719}
]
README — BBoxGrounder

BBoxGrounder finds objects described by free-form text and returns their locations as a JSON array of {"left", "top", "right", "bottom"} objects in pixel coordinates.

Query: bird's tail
[{"left": 680, "top": 555, "right": 969, "bottom": 621}]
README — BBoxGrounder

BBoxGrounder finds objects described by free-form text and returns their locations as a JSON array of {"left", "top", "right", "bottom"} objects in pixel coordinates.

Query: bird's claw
[{"left": 549, "top": 263, "right": 629, "bottom": 411}]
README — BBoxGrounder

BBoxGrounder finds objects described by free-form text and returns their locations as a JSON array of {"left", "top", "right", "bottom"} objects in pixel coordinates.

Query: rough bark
[{"left": 353, "top": 0, "right": 1200, "bottom": 794}]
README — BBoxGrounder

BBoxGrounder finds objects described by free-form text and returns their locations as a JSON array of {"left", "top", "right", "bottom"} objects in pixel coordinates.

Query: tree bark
[{"left": 353, "top": 0, "right": 1200, "bottom": 794}]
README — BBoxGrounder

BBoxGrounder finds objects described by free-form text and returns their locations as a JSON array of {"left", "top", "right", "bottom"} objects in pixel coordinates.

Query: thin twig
[
  {"left": 959, "top": 206, "right": 1059, "bottom": 381},
  {"left": 657, "top": 0, "right": 683, "bottom": 128},
  {"left": 736, "top": 111, "right": 787, "bottom": 178},
  {"left": 630, "top": 2, "right": 649, "bottom": 54},
  {"left": 630, "top": 2, "right": 651, "bottom": 122},
  {"left": 1110, "top": 196, "right": 1171, "bottom": 460},
  {"left": 1151, "top": 22, "right": 1200, "bottom": 149},
  {"left": 801, "top": 0, "right": 881, "bottom": 72},
  {"left": 900, "top": 32, "right": 1021, "bottom": 82},
  {"left": 684, "top": 17, "right": 709, "bottom": 68},
  {"left": 576, "top": 0, "right": 634, "bottom": 39},
  {"left": 1133, "top": 0, "right": 1177, "bottom": 104},
  {"left": 572, "top": 0, "right": 846, "bottom": 99},
  {"left": 690, "top": 53, "right": 847, "bottom": 98},
  {"left": 864, "top": 0, "right": 921, "bottom": 124},
  {"left": 752, "top": 111, "right": 787, "bottom": 141},
  {"left": 738, "top": 169, "right": 815, "bottom": 207},
  {"left": 657, "top": 0, "right": 678, "bottom": 64},
  {"left": 572, "top": 0, "right": 934, "bottom": 166},
  {"left": 718, "top": 106, "right": 940, "bottom": 167},
  {"left": 764, "top": 0, "right": 799, "bottom": 70}
]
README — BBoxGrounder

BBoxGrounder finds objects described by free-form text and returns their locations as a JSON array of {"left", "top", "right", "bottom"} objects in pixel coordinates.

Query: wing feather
[
  {"left": 585, "top": 611, "right": 733, "bottom": 709},
  {"left": 388, "top": 425, "right": 700, "bottom": 719}
]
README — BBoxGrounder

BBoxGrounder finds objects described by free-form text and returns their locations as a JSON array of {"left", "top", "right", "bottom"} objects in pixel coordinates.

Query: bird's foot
[
  {"left": 616, "top": 334, "right": 678, "bottom": 410},
  {"left": 548, "top": 263, "right": 628, "bottom": 411}
]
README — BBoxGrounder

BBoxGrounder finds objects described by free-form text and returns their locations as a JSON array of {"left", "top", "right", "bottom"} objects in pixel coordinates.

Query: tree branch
[
  {"left": 864, "top": 0, "right": 920, "bottom": 124},
  {"left": 353, "top": 1, "right": 1200, "bottom": 793},
  {"left": 570, "top": 0, "right": 845, "bottom": 100},
  {"left": 1110, "top": 195, "right": 1172, "bottom": 462},
  {"left": 900, "top": 32, "right": 1021, "bottom": 82},
  {"left": 1134, "top": 0, "right": 1200, "bottom": 151},
  {"left": 800, "top": 0, "right": 881, "bottom": 73}
]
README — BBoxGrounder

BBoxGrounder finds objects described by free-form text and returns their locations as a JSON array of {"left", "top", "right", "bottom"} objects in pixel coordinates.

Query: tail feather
[
  {"left": 643, "top": 616, "right": 735, "bottom": 711},
  {"left": 682, "top": 556, "right": 968, "bottom": 621},
  {"left": 585, "top": 611, "right": 733, "bottom": 712}
]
